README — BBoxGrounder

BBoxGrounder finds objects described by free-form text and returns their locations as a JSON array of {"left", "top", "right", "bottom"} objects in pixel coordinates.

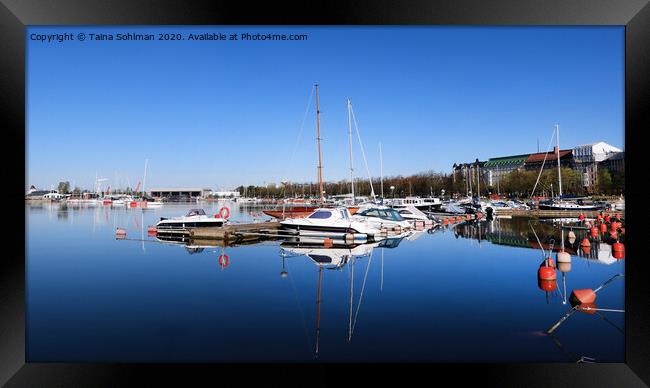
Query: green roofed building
[{"left": 482, "top": 154, "right": 529, "bottom": 187}]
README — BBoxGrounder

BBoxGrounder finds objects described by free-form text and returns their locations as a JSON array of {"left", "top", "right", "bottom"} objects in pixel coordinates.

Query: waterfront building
[
  {"left": 482, "top": 154, "right": 529, "bottom": 188},
  {"left": 211, "top": 190, "right": 241, "bottom": 199},
  {"left": 523, "top": 146, "right": 574, "bottom": 172},
  {"left": 573, "top": 142, "right": 622, "bottom": 190},
  {"left": 452, "top": 158, "right": 487, "bottom": 195},
  {"left": 149, "top": 188, "right": 213, "bottom": 200}
]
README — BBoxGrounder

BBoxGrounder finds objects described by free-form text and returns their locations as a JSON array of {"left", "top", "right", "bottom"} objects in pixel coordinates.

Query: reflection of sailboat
[{"left": 280, "top": 240, "right": 398, "bottom": 357}]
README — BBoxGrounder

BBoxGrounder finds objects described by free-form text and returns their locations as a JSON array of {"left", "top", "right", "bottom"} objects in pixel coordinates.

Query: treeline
[{"left": 235, "top": 167, "right": 624, "bottom": 199}]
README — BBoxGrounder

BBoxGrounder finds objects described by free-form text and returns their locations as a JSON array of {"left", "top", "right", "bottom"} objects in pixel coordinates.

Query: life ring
[
  {"left": 218, "top": 254, "right": 230, "bottom": 269},
  {"left": 219, "top": 207, "right": 230, "bottom": 219}
]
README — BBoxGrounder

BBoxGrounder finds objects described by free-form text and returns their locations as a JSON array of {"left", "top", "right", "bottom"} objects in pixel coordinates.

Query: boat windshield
[
  {"left": 359, "top": 208, "right": 404, "bottom": 221},
  {"left": 186, "top": 209, "right": 206, "bottom": 217}
]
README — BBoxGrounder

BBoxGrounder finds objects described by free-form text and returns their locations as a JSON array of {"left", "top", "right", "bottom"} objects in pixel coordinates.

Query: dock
[
  {"left": 188, "top": 221, "right": 286, "bottom": 243},
  {"left": 491, "top": 209, "right": 623, "bottom": 219}
]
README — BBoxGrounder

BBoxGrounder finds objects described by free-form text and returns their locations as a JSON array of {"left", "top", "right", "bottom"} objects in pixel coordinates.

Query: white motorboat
[
  {"left": 352, "top": 205, "right": 414, "bottom": 232},
  {"left": 394, "top": 205, "right": 437, "bottom": 227},
  {"left": 156, "top": 208, "right": 227, "bottom": 231},
  {"left": 280, "top": 207, "right": 387, "bottom": 242},
  {"left": 387, "top": 196, "right": 442, "bottom": 211}
]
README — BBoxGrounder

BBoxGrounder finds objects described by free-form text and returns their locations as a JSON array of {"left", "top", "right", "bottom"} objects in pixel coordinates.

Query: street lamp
[{"left": 390, "top": 186, "right": 395, "bottom": 198}]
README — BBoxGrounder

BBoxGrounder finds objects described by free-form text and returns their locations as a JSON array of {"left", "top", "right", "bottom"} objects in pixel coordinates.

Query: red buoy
[
  {"left": 596, "top": 214, "right": 602, "bottom": 222},
  {"left": 613, "top": 250, "right": 625, "bottom": 259},
  {"left": 538, "top": 279, "right": 557, "bottom": 292},
  {"left": 581, "top": 246, "right": 591, "bottom": 256},
  {"left": 612, "top": 242, "right": 625, "bottom": 252},
  {"left": 609, "top": 231, "right": 618, "bottom": 240},
  {"left": 443, "top": 218, "right": 449, "bottom": 225},
  {"left": 599, "top": 223, "right": 607, "bottom": 233},
  {"left": 570, "top": 288, "right": 596, "bottom": 305},
  {"left": 538, "top": 266, "right": 557, "bottom": 281},
  {"left": 580, "top": 238, "right": 591, "bottom": 247},
  {"left": 604, "top": 215, "right": 611, "bottom": 223},
  {"left": 590, "top": 227, "right": 598, "bottom": 237},
  {"left": 577, "top": 302, "right": 598, "bottom": 315},
  {"left": 579, "top": 214, "right": 585, "bottom": 221}
]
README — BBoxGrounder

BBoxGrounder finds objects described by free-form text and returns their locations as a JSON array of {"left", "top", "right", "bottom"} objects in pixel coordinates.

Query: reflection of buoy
[
  {"left": 581, "top": 246, "right": 591, "bottom": 256},
  {"left": 538, "top": 278, "right": 557, "bottom": 292},
  {"left": 609, "top": 231, "right": 618, "bottom": 240},
  {"left": 558, "top": 261, "right": 572, "bottom": 273},
  {"left": 604, "top": 215, "right": 611, "bottom": 223},
  {"left": 116, "top": 228, "right": 127, "bottom": 237},
  {"left": 443, "top": 218, "right": 449, "bottom": 225},
  {"left": 476, "top": 212, "right": 483, "bottom": 220},
  {"left": 596, "top": 214, "right": 602, "bottom": 222},
  {"left": 570, "top": 289, "right": 596, "bottom": 305},
  {"left": 147, "top": 226, "right": 157, "bottom": 235},
  {"left": 538, "top": 266, "right": 557, "bottom": 280},
  {"left": 590, "top": 227, "right": 598, "bottom": 237},
  {"left": 613, "top": 249, "right": 625, "bottom": 259},
  {"left": 599, "top": 223, "right": 607, "bottom": 233},
  {"left": 568, "top": 236, "right": 576, "bottom": 245},
  {"left": 218, "top": 254, "right": 230, "bottom": 269},
  {"left": 579, "top": 214, "right": 585, "bottom": 221},
  {"left": 580, "top": 238, "right": 591, "bottom": 247},
  {"left": 557, "top": 251, "right": 571, "bottom": 263},
  {"left": 577, "top": 302, "right": 598, "bottom": 315},
  {"left": 568, "top": 230, "right": 576, "bottom": 239}
]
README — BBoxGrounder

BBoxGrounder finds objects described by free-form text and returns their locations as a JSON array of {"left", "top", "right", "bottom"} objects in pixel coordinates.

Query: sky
[{"left": 26, "top": 26, "right": 624, "bottom": 191}]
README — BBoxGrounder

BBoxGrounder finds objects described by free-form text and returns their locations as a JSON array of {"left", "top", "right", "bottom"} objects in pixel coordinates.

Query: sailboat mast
[
  {"left": 379, "top": 142, "right": 384, "bottom": 199},
  {"left": 555, "top": 124, "right": 563, "bottom": 198},
  {"left": 315, "top": 83, "right": 324, "bottom": 203},
  {"left": 142, "top": 158, "right": 148, "bottom": 198},
  {"left": 347, "top": 98, "right": 355, "bottom": 202}
]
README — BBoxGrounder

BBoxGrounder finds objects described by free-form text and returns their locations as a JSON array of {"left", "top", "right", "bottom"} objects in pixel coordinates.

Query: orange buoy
[
  {"left": 557, "top": 261, "right": 572, "bottom": 273},
  {"left": 538, "top": 266, "right": 557, "bottom": 281},
  {"left": 590, "top": 227, "right": 598, "bottom": 237},
  {"left": 604, "top": 215, "right": 611, "bottom": 223},
  {"left": 599, "top": 223, "right": 607, "bottom": 233},
  {"left": 557, "top": 251, "right": 571, "bottom": 263},
  {"left": 612, "top": 242, "right": 624, "bottom": 252},
  {"left": 581, "top": 246, "right": 591, "bottom": 256},
  {"left": 596, "top": 214, "right": 602, "bottom": 222},
  {"left": 443, "top": 218, "right": 449, "bottom": 225},
  {"left": 570, "top": 288, "right": 596, "bottom": 305},
  {"left": 577, "top": 302, "right": 598, "bottom": 315},
  {"left": 538, "top": 278, "right": 557, "bottom": 292},
  {"left": 579, "top": 214, "right": 585, "bottom": 221},
  {"left": 580, "top": 238, "right": 591, "bottom": 247},
  {"left": 609, "top": 231, "right": 618, "bottom": 240},
  {"left": 147, "top": 226, "right": 157, "bottom": 233},
  {"left": 613, "top": 249, "right": 625, "bottom": 259}
]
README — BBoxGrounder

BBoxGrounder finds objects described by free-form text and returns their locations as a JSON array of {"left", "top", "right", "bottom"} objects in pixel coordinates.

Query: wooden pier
[{"left": 187, "top": 221, "right": 285, "bottom": 243}]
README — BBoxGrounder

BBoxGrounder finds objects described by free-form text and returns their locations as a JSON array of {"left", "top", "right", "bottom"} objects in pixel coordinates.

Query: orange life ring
[
  {"left": 218, "top": 254, "right": 230, "bottom": 269},
  {"left": 219, "top": 207, "right": 230, "bottom": 219}
]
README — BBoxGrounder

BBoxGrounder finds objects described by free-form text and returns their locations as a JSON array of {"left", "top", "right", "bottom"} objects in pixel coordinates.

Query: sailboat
[{"left": 538, "top": 125, "right": 599, "bottom": 211}]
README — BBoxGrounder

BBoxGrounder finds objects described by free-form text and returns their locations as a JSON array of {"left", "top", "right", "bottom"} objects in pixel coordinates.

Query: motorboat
[
  {"left": 280, "top": 206, "right": 387, "bottom": 242},
  {"left": 394, "top": 205, "right": 438, "bottom": 227},
  {"left": 538, "top": 199, "right": 600, "bottom": 211},
  {"left": 156, "top": 208, "right": 227, "bottom": 231},
  {"left": 352, "top": 206, "right": 413, "bottom": 232},
  {"left": 386, "top": 196, "right": 442, "bottom": 211}
]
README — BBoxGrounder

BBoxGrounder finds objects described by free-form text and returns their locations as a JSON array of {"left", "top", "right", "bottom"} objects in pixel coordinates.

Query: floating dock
[
  {"left": 188, "top": 221, "right": 285, "bottom": 243},
  {"left": 491, "top": 209, "right": 623, "bottom": 219}
]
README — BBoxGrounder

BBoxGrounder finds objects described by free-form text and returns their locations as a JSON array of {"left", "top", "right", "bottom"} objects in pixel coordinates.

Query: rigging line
[
  {"left": 529, "top": 221, "right": 547, "bottom": 258},
  {"left": 352, "top": 249, "right": 373, "bottom": 335},
  {"left": 531, "top": 128, "right": 557, "bottom": 198},
  {"left": 349, "top": 103, "right": 376, "bottom": 199},
  {"left": 284, "top": 85, "right": 315, "bottom": 181}
]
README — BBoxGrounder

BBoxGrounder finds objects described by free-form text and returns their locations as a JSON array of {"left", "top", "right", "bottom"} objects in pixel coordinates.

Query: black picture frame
[{"left": 3, "top": 0, "right": 648, "bottom": 386}]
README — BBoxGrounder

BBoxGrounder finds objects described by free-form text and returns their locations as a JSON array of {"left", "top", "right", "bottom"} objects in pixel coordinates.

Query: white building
[
  {"left": 211, "top": 190, "right": 241, "bottom": 199},
  {"left": 573, "top": 142, "right": 622, "bottom": 190}
]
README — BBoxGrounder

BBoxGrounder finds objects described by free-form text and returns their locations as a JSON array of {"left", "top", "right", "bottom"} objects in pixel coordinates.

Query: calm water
[{"left": 26, "top": 202, "right": 625, "bottom": 362}]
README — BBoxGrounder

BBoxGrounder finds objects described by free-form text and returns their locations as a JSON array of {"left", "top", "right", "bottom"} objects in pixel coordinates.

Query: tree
[
  {"left": 57, "top": 181, "right": 70, "bottom": 194},
  {"left": 597, "top": 169, "right": 613, "bottom": 194}
]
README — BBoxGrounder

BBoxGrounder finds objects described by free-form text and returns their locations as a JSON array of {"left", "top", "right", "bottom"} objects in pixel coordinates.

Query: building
[
  {"left": 452, "top": 159, "right": 487, "bottom": 195},
  {"left": 482, "top": 154, "right": 529, "bottom": 188},
  {"left": 523, "top": 146, "right": 574, "bottom": 172},
  {"left": 148, "top": 188, "right": 213, "bottom": 200},
  {"left": 599, "top": 151, "right": 624, "bottom": 175},
  {"left": 573, "top": 142, "right": 622, "bottom": 190}
]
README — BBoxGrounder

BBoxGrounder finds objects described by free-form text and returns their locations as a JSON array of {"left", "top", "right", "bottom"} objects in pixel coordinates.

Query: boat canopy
[{"left": 186, "top": 209, "right": 207, "bottom": 217}]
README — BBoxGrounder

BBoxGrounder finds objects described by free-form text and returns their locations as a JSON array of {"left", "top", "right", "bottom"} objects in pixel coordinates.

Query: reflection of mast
[
  {"left": 314, "top": 266, "right": 323, "bottom": 358},
  {"left": 348, "top": 256, "right": 355, "bottom": 342}
]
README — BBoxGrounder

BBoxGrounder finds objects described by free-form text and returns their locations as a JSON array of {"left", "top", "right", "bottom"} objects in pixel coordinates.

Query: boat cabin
[
  {"left": 186, "top": 209, "right": 207, "bottom": 217},
  {"left": 356, "top": 208, "right": 405, "bottom": 221}
]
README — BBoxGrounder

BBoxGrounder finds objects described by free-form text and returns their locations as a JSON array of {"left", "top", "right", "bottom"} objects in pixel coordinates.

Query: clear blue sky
[{"left": 27, "top": 26, "right": 624, "bottom": 191}]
